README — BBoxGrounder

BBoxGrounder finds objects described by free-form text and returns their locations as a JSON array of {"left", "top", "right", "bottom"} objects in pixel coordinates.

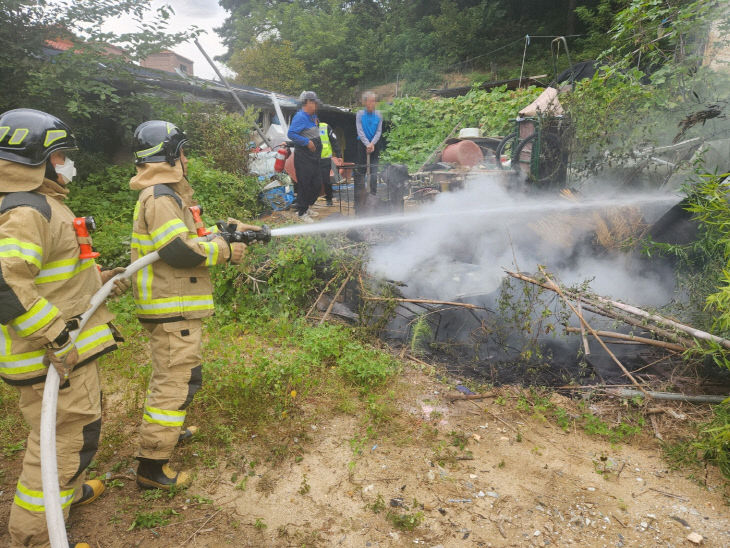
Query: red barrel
[{"left": 441, "top": 140, "right": 484, "bottom": 168}]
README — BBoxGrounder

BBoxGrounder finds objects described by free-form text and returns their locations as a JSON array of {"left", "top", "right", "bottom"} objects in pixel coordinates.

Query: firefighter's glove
[
  {"left": 229, "top": 242, "right": 247, "bottom": 265},
  {"left": 43, "top": 339, "right": 79, "bottom": 384},
  {"left": 226, "top": 218, "right": 261, "bottom": 233},
  {"left": 100, "top": 267, "right": 131, "bottom": 296}
]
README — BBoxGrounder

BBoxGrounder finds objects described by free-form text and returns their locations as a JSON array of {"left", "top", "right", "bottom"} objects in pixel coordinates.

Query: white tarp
[{"left": 519, "top": 86, "right": 564, "bottom": 117}]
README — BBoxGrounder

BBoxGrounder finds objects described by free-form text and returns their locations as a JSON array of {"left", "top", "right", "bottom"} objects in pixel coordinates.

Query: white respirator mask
[{"left": 55, "top": 157, "right": 76, "bottom": 183}]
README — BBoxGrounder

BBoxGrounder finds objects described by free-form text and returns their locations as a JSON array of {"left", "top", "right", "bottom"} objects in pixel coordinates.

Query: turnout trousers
[
  {"left": 137, "top": 319, "right": 203, "bottom": 461},
  {"left": 8, "top": 362, "right": 102, "bottom": 548}
]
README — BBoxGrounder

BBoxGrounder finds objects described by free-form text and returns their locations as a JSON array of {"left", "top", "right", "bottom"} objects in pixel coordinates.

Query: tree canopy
[{"left": 217, "top": 0, "right": 627, "bottom": 103}]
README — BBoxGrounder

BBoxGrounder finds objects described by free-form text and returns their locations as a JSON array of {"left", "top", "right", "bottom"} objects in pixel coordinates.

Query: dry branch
[
  {"left": 537, "top": 266, "right": 650, "bottom": 397},
  {"left": 578, "top": 300, "right": 590, "bottom": 355},
  {"left": 319, "top": 273, "right": 351, "bottom": 325},
  {"left": 505, "top": 269, "right": 697, "bottom": 347},
  {"left": 565, "top": 327, "right": 685, "bottom": 352},
  {"left": 362, "top": 296, "right": 485, "bottom": 310},
  {"left": 447, "top": 392, "right": 497, "bottom": 401}
]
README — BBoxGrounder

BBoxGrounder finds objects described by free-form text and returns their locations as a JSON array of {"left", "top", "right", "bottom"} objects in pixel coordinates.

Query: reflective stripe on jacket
[
  {"left": 0, "top": 176, "right": 116, "bottom": 385},
  {"left": 130, "top": 182, "right": 229, "bottom": 322},
  {"left": 319, "top": 123, "right": 333, "bottom": 158}
]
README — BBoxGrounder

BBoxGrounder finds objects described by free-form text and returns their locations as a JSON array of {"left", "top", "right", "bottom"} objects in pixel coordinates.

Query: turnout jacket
[
  {"left": 0, "top": 160, "right": 116, "bottom": 385},
  {"left": 130, "top": 162, "right": 230, "bottom": 322}
]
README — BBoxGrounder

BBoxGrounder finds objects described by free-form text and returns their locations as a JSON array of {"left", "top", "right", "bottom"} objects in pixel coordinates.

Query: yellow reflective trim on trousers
[
  {"left": 75, "top": 324, "right": 114, "bottom": 355},
  {"left": 0, "top": 238, "right": 43, "bottom": 269},
  {"left": 10, "top": 299, "right": 60, "bottom": 337},
  {"left": 143, "top": 404, "right": 186, "bottom": 427},
  {"left": 35, "top": 257, "right": 95, "bottom": 284},
  {"left": 14, "top": 481, "right": 74, "bottom": 512}
]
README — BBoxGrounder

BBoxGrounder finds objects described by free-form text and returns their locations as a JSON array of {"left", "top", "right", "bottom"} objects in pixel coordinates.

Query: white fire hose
[{"left": 41, "top": 252, "right": 160, "bottom": 548}]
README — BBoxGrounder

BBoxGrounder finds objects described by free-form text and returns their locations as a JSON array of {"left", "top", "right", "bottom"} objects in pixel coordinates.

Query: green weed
[
  {"left": 128, "top": 509, "right": 178, "bottom": 530},
  {"left": 386, "top": 510, "right": 424, "bottom": 531}
]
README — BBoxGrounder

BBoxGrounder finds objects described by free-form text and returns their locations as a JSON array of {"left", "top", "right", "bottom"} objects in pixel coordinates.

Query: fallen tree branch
[
  {"left": 505, "top": 270, "right": 694, "bottom": 346},
  {"left": 611, "top": 389, "right": 727, "bottom": 404},
  {"left": 306, "top": 273, "right": 339, "bottom": 319},
  {"left": 587, "top": 296, "right": 730, "bottom": 350},
  {"left": 538, "top": 266, "right": 650, "bottom": 398},
  {"left": 319, "top": 273, "right": 351, "bottom": 325},
  {"left": 362, "top": 296, "right": 485, "bottom": 310},
  {"left": 578, "top": 300, "right": 590, "bottom": 355},
  {"left": 565, "top": 327, "right": 685, "bottom": 352},
  {"left": 447, "top": 392, "right": 497, "bottom": 401}
]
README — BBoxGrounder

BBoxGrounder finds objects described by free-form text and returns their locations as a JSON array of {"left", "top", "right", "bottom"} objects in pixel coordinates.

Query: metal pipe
[
  {"left": 41, "top": 252, "right": 160, "bottom": 547},
  {"left": 194, "top": 39, "right": 273, "bottom": 149}
]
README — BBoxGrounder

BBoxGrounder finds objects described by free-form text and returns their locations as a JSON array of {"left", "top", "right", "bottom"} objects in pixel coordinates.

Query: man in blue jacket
[
  {"left": 355, "top": 91, "right": 383, "bottom": 201},
  {"left": 287, "top": 91, "right": 322, "bottom": 222}
]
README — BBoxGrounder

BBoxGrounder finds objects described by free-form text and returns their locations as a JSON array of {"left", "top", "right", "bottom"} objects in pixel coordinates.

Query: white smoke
[{"left": 367, "top": 175, "right": 680, "bottom": 306}]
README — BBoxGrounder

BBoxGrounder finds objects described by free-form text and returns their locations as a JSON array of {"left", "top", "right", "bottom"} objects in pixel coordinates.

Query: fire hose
[{"left": 41, "top": 225, "right": 271, "bottom": 548}]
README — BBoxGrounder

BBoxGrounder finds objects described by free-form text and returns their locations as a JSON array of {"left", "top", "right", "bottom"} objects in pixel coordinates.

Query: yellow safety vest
[{"left": 319, "top": 123, "right": 333, "bottom": 158}]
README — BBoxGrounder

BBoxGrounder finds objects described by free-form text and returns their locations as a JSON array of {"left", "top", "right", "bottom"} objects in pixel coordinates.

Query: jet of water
[{"left": 270, "top": 193, "right": 680, "bottom": 239}]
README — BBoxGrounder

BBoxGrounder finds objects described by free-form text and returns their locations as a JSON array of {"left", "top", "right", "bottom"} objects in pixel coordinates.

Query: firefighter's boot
[
  {"left": 177, "top": 425, "right": 198, "bottom": 445},
  {"left": 72, "top": 479, "right": 106, "bottom": 507},
  {"left": 136, "top": 458, "right": 192, "bottom": 490}
]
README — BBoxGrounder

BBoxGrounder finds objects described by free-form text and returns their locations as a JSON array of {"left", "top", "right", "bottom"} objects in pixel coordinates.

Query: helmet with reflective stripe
[
  {"left": 0, "top": 109, "right": 76, "bottom": 166},
  {"left": 133, "top": 120, "right": 188, "bottom": 166}
]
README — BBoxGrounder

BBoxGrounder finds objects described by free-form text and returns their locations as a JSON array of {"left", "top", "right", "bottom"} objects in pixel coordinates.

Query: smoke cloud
[{"left": 367, "top": 176, "right": 680, "bottom": 307}]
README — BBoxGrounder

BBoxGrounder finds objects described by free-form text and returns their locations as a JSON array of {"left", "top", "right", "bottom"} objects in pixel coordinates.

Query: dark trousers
[
  {"left": 294, "top": 146, "right": 321, "bottom": 215},
  {"left": 319, "top": 159, "right": 333, "bottom": 202},
  {"left": 355, "top": 140, "right": 379, "bottom": 195}
]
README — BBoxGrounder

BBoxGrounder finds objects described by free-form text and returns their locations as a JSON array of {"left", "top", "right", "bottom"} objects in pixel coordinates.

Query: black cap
[
  {"left": 133, "top": 120, "right": 188, "bottom": 165},
  {"left": 0, "top": 109, "right": 76, "bottom": 166}
]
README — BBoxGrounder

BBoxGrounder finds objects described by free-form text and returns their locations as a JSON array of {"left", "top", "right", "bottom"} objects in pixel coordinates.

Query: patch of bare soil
[{"left": 3, "top": 367, "right": 726, "bottom": 548}]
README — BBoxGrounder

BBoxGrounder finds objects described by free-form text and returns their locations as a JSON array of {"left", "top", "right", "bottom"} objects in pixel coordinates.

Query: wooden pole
[{"left": 538, "top": 266, "right": 651, "bottom": 397}]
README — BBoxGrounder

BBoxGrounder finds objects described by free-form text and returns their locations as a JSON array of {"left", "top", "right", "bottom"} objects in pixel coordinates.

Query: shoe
[
  {"left": 326, "top": 200, "right": 334, "bottom": 206},
  {"left": 73, "top": 544, "right": 91, "bottom": 548},
  {"left": 177, "top": 425, "right": 198, "bottom": 445},
  {"left": 71, "top": 479, "right": 105, "bottom": 507},
  {"left": 298, "top": 213, "right": 314, "bottom": 223},
  {"left": 136, "top": 459, "right": 192, "bottom": 491},
  {"left": 307, "top": 208, "right": 319, "bottom": 217}
]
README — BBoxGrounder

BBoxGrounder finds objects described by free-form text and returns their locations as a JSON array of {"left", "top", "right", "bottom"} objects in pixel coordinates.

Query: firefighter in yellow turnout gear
[
  {"left": 0, "top": 109, "right": 128, "bottom": 548},
  {"left": 130, "top": 120, "right": 260, "bottom": 489}
]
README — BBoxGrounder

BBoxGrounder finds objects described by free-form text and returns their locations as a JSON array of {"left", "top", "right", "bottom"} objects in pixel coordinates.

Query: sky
[{"left": 102, "top": 0, "right": 232, "bottom": 80}]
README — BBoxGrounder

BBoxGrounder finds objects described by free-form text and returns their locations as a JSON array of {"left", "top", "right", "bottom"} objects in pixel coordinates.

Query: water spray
[{"left": 270, "top": 193, "right": 680, "bottom": 239}]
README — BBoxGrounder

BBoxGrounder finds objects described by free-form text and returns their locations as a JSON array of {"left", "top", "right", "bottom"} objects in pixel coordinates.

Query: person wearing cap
[
  {"left": 0, "top": 108, "right": 129, "bottom": 548},
  {"left": 129, "top": 120, "right": 261, "bottom": 490},
  {"left": 355, "top": 91, "right": 383, "bottom": 198},
  {"left": 287, "top": 91, "right": 322, "bottom": 222}
]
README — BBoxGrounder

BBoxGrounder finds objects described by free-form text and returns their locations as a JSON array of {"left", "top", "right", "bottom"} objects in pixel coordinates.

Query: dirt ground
[{"left": 2, "top": 366, "right": 727, "bottom": 548}]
